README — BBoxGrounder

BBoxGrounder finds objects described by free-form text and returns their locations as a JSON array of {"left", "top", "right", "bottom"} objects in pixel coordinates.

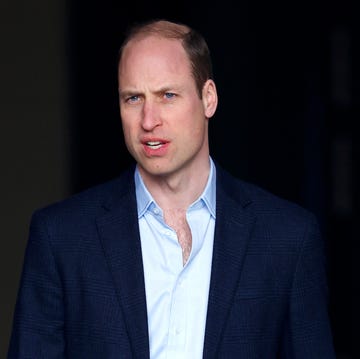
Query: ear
[{"left": 202, "top": 79, "right": 218, "bottom": 119}]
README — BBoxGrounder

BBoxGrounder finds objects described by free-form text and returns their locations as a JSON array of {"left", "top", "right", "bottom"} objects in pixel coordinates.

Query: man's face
[{"left": 118, "top": 35, "right": 217, "bottom": 181}]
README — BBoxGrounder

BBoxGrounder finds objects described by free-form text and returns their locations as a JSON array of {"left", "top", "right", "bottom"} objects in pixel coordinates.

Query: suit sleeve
[
  {"left": 282, "top": 215, "right": 336, "bottom": 358},
  {"left": 8, "top": 210, "right": 65, "bottom": 358}
]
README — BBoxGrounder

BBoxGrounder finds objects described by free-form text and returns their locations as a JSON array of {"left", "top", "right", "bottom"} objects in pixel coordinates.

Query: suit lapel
[
  {"left": 96, "top": 172, "right": 149, "bottom": 359},
  {"left": 203, "top": 168, "right": 256, "bottom": 358}
]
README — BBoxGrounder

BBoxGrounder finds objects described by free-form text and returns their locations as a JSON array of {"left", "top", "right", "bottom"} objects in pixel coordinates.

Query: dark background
[{"left": 1, "top": 0, "right": 354, "bottom": 357}]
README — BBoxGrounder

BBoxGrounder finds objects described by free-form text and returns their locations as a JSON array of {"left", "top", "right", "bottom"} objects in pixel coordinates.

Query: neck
[{"left": 139, "top": 158, "right": 211, "bottom": 211}]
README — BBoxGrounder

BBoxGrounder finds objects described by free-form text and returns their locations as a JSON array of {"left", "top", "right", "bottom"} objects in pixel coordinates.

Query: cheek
[
  {"left": 121, "top": 121, "right": 135, "bottom": 146},
  {"left": 187, "top": 108, "right": 207, "bottom": 136},
  {"left": 121, "top": 109, "right": 141, "bottom": 134},
  {"left": 180, "top": 101, "right": 205, "bottom": 127}
]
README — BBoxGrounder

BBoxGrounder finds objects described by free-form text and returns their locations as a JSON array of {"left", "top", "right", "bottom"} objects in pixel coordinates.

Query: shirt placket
[{"left": 167, "top": 274, "right": 187, "bottom": 351}]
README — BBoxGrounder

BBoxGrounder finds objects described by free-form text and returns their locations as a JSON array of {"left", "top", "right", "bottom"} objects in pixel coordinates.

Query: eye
[
  {"left": 164, "top": 92, "right": 176, "bottom": 99},
  {"left": 127, "top": 95, "right": 140, "bottom": 103}
]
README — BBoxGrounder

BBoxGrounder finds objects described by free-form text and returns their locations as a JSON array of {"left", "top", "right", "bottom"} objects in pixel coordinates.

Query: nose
[{"left": 141, "top": 100, "right": 161, "bottom": 131}]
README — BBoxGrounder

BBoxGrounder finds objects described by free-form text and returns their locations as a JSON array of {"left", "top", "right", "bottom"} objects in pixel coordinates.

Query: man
[{"left": 8, "top": 19, "right": 335, "bottom": 358}]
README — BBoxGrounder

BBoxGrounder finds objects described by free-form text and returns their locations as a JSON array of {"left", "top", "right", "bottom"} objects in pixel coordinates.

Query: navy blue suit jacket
[{"left": 8, "top": 165, "right": 335, "bottom": 358}]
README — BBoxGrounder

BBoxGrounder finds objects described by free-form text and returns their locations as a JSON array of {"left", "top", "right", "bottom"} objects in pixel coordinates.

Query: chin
[
  {"left": 138, "top": 161, "right": 177, "bottom": 179},
  {"left": 142, "top": 166, "right": 171, "bottom": 178}
]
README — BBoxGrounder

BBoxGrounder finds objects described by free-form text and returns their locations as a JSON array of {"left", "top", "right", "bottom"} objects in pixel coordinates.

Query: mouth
[
  {"left": 145, "top": 141, "right": 165, "bottom": 149},
  {"left": 141, "top": 139, "right": 170, "bottom": 156}
]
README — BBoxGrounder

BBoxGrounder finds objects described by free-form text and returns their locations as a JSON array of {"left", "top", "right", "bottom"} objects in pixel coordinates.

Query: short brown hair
[{"left": 118, "top": 19, "right": 213, "bottom": 98}]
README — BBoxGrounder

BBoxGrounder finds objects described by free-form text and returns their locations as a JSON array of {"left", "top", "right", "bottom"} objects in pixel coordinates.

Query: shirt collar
[{"left": 135, "top": 157, "right": 216, "bottom": 219}]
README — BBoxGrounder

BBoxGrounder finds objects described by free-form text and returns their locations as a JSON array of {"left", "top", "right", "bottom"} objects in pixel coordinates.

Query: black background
[{"left": 3, "top": 0, "right": 355, "bottom": 356}]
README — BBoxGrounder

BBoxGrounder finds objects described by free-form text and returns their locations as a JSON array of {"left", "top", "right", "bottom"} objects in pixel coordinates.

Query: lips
[
  {"left": 141, "top": 138, "right": 169, "bottom": 147},
  {"left": 146, "top": 141, "right": 164, "bottom": 149},
  {"left": 141, "top": 138, "right": 170, "bottom": 156}
]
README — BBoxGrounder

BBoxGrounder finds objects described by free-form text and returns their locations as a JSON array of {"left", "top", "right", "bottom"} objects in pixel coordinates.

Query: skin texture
[{"left": 118, "top": 35, "right": 218, "bottom": 210}]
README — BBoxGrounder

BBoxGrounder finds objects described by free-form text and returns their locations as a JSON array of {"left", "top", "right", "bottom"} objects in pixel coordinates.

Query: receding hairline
[
  {"left": 118, "top": 19, "right": 213, "bottom": 98},
  {"left": 119, "top": 20, "right": 192, "bottom": 56}
]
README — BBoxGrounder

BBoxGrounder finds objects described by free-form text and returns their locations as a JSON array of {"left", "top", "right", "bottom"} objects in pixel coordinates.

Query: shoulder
[
  {"left": 216, "top": 164, "right": 318, "bottom": 229},
  {"left": 31, "top": 167, "right": 135, "bottom": 226}
]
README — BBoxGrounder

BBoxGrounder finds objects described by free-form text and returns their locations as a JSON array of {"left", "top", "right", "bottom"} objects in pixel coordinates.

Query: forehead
[{"left": 119, "top": 35, "right": 192, "bottom": 76}]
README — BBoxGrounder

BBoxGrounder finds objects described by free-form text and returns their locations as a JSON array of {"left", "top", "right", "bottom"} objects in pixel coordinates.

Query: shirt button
[
  {"left": 164, "top": 229, "right": 172, "bottom": 236},
  {"left": 153, "top": 208, "right": 159, "bottom": 215}
]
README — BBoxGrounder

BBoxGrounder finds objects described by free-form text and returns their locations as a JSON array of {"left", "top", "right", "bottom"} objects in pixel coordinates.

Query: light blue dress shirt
[{"left": 135, "top": 158, "right": 216, "bottom": 359}]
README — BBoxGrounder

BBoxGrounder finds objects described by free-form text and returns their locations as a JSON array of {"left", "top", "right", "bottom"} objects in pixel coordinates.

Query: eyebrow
[
  {"left": 118, "top": 89, "right": 139, "bottom": 99},
  {"left": 154, "top": 85, "right": 185, "bottom": 95},
  {"left": 119, "top": 85, "right": 184, "bottom": 99}
]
